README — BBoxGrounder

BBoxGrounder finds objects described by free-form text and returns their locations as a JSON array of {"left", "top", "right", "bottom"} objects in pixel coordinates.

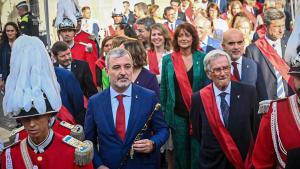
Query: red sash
[
  {"left": 171, "top": 51, "right": 192, "bottom": 111},
  {"left": 163, "top": 23, "right": 174, "bottom": 38},
  {"left": 57, "top": 105, "right": 76, "bottom": 125},
  {"left": 255, "top": 25, "right": 266, "bottom": 38},
  {"left": 147, "top": 50, "right": 160, "bottom": 75},
  {"left": 200, "top": 84, "right": 246, "bottom": 169},
  {"left": 255, "top": 37, "right": 295, "bottom": 92},
  {"left": 96, "top": 56, "right": 105, "bottom": 70}
]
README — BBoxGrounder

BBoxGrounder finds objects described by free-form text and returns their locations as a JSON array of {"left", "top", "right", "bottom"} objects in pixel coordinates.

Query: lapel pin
[
  {"left": 135, "top": 95, "right": 138, "bottom": 99},
  {"left": 237, "top": 95, "right": 240, "bottom": 99},
  {"left": 246, "top": 65, "right": 249, "bottom": 68}
]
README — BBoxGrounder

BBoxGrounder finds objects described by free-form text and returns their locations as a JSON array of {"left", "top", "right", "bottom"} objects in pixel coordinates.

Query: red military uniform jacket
[
  {"left": 1, "top": 131, "right": 93, "bottom": 169},
  {"left": 253, "top": 94, "right": 300, "bottom": 169},
  {"left": 70, "top": 42, "right": 97, "bottom": 86},
  {"left": 74, "top": 30, "right": 99, "bottom": 56}
]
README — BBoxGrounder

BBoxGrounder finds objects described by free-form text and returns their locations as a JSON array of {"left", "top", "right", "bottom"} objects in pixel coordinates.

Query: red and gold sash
[
  {"left": 200, "top": 84, "right": 248, "bottom": 169},
  {"left": 147, "top": 50, "right": 160, "bottom": 75},
  {"left": 171, "top": 51, "right": 192, "bottom": 111},
  {"left": 255, "top": 37, "right": 295, "bottom": 92}
]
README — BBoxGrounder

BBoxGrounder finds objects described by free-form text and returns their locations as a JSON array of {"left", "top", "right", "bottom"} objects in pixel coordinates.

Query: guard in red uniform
[
  {"left": 57, "top": 18, "right": 97, "bottom": 86},
  {"left": 74, "top": 12, "right": 99, "bottom": 58},
  {"left": 253, "top": 49, "right": 300, "bottom": 169},
  {"left": 1, "top": 35, "right": 93, "bottom": 169}
]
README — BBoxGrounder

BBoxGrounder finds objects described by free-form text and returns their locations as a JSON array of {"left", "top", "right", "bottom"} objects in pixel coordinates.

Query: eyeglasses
[{"left": 210, "top": 66, "right": 231, "bottom": 75}]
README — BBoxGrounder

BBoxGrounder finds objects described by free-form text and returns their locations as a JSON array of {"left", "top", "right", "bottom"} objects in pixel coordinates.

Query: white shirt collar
[
  {"left": 265, "top": 35, "right": 281, "bottom": 46},
  {"left": 213, "top": 82, "right": 231, "bottom": 97},
  {"left": 110, "top": 84, "right": 132, "bottom": 99},
  {"left": 59, "top": 64, "right": 71, "bottom": 70},
  {"left": 234, "top": 56, "right": 242, "bottom": 65}
]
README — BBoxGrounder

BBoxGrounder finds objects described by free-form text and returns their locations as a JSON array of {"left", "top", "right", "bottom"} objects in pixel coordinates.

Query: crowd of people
[{"left": 0, "top": 0, "right": 300, "bottom": 169}]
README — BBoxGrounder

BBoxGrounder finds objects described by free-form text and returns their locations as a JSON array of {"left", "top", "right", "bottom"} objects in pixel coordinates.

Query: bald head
[
  {"left": 222, "top": 29, "right": 245, "bottom": 61},
  {"left": 222, "top": 29, "right": 243, "bottom": 44}
]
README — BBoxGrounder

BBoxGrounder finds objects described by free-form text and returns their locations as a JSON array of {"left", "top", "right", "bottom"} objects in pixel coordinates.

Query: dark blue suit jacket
[
  {"left": 54, "top": 67, "right": 85, "bottom": 125},
  {"left": 84, "top": 84, "right": 169, "bottom": 169},
  {"left": 240, "top": 56, "right": 268, "bottom": 101}
]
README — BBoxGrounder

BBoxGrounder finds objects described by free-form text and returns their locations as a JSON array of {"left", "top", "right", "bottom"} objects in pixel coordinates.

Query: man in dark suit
[
  {"left": 245, "top": 8, "right": 293, "bottom": 100},
  {"left": 163, "top": 6, "right": 184, "bottom": 38},
  {"left": 84, "top": 48, "right": 169, "bottom": 169},
  {"left": 170, "top": 0, "right": 186, "bottom": 21},
  {"left": 51, "top": 41, "right": 98, "bottom": 98},
  {"left": 222, "top": 29, "right": 267, "bottom": 101},
  {"left": 54, "top": 67, "right": 85, "bottom": 125},
  {"left": 190, "top": 49, "right": 259, "bottom": 169}
]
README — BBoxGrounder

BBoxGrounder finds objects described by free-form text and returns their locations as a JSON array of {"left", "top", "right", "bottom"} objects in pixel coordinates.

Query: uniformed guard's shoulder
[
  {"left": 3, "top": 140, "right": 21, "bottom": 150},
  {"left": 258, "top": 98, "right": 288, "bottom": 115},
  {"left": 10, "top": 126, "right": 24, "bottom": 136},
  {"left": 59, "top": 121, "right": 85, "bottom": 141},
  {"left": 275, "top": 97, "right": 288, "bottom": 102},
  {"left": 62, "top": 135, "right": 93, "bottom": 166}
]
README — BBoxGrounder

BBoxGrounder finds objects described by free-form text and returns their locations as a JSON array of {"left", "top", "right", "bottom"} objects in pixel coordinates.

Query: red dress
[
  {"left": 253, "top": 94, "right": 300, "bottom": 169},
  {"left": 1, "top": 133, "right": 93, "bottom": 169}
]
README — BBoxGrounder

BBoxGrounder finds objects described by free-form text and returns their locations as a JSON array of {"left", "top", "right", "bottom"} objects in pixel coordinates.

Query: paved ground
[{"left": 0, "top": 95, "right": 17, "bottom": 144}]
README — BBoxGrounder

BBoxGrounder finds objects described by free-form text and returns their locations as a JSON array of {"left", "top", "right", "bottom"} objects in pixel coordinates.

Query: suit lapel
[
  {"left": 71, "top": 61, "right": 76, "bottom": 73},
  {"left": 104, "top": 90, "right": 119, "bottom": 139},
  {"left": 228, "top": 82, "right": 241, "bottom": 131},
  {"left": 241, "top": 57, "right": 249, "bottom": 81},
  {"left": 125, "top": 85, "right": 142, "bottom": 144}
]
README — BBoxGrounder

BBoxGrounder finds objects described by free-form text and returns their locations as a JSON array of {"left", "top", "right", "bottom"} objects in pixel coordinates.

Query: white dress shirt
[
  {"left": 59, "top": 64, "right": 71, "bottom": 71},
  {"left": 213, "top": 82, "right": 231, "bottom": 125},
  {"left": 230, "top": 56, "right": 243, "bottom": 79},
  {"left": 265, "top": 35, "right": 282, "bottom": 58}
]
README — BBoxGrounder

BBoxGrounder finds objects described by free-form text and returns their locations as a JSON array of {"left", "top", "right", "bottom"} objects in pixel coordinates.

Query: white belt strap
[
  {"left": 20, "top": 139, "right": 34, "bottom": 169},
  {"left": 5, "top": 148, "right": 13, "bottom": 169}
]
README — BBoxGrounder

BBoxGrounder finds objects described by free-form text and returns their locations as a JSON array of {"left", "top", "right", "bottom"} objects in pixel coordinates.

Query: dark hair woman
[{"left": 0, "top": 22, "right": 20, "bottom": 90}]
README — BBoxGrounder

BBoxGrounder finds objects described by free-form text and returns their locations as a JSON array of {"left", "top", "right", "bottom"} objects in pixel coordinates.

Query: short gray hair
[
  {"left": 203, "top": 49, "right": 231, "bottom": 72},
  {"left": 263, "top": 8, "right": 285, "bottom": 26},
  {"left": 105, "top": 48, "right": 132, "bottom": 68}
]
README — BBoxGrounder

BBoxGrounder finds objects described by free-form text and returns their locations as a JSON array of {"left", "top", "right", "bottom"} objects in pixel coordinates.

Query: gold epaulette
[
  {"left": 258, "top": 98, "right": 288, "bottom": 115},
  {"left": 8, "top": 126, "right": 25, "bottom": 143},
  {"left": 3, "top": 140, "right": 20, "bottom": 150},
  {"left": 59, "top": 121, "right": 85, "bottom": 141},
  {"left": 62, "top": 135, "right": 93, "bottom": 166}
]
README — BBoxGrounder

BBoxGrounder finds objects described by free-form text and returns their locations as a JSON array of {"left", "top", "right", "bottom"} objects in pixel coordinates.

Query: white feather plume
[
  {"left": 3, "top": 35, "right": 61, "bottom": 117},
  {"left": 55, "top": 0, "right": 80, "bottom": 27},
  {"left": 285, "top": 2, "right": 300, "bottom": 64}
]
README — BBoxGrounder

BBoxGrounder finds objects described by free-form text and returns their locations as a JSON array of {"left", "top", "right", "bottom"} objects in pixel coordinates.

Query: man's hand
[
  {"left": 132, "top": 139, "right": 155, "bottom": 153},
  {"left": 97, "top": 165, "right": 109, "bottom": 169}
]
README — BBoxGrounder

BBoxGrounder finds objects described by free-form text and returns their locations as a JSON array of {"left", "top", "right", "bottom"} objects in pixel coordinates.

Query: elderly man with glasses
[{"left": 190, "top": 49, "right": 260, "bottom": 169}]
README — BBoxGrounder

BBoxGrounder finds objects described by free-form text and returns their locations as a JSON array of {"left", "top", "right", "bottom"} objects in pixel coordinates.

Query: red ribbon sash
[
  {"left": 255, "top": 37, "right": 295, "bottom": 92},
  {"left": 147, "top": 50, "right": 160, "bottom": 75},
  {"left": 96, "top": 56, "right": 105, "bottom": 70},
  {"left": 164, "top": 23, "right": 174, "bottom": 38},
  {"left": 200, "top": 84, "right": 245, "bottom": 169},
  {"left": 171, "top": 51, "right": 193, "bottom": 111}
]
